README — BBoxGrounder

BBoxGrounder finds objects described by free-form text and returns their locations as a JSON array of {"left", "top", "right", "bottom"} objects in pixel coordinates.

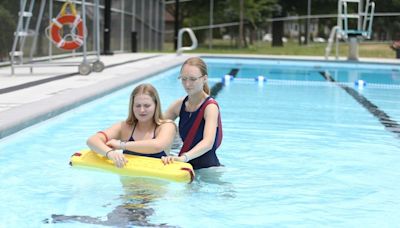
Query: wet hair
[
  {"left": 181, "top": 57, "right": 210, "bottom": 94},
  {"left": 126, "top": 83, "right": 163, "bottom": 126}
]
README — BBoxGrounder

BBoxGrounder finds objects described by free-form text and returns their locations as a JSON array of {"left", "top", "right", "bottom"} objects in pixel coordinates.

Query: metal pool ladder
[{"left": 176, "top": 28, "right": 198, "bottom": 55}]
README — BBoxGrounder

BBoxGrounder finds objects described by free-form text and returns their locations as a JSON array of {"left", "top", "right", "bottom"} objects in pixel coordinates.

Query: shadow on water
[
  {"left": 44, "top": 167, "right": 236, "bottom": 227},
  {"left": 45, "top": 177, "right": 177, "bottom": 227}
]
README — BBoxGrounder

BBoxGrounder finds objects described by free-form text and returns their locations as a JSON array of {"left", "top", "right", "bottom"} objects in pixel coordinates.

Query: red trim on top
[
  {"left": 97, "top": 131, "right": 109, "bottom": 142},
  {"left": 181, "top": 167, "right": 195, "bottom": 183}
]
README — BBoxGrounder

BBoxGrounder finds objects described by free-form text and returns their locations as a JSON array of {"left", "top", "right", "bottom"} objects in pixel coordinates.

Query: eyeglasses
[{"left": 178, "top": 75, "right": 205, "bottom": 82}]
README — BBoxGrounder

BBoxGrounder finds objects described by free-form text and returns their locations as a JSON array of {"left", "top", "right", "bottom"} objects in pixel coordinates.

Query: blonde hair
[
  {"left": 126, "top": 83, "right": 164, "bottom": 126},
  {"left": 181, "top": 57, "right": 210, "bottom": 94}
]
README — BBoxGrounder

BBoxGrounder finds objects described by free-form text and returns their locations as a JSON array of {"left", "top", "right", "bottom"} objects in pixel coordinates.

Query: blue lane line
[
  {"left": 319, "top": 71, "right": 400, "bottom": 138},
  {"left": 210, "top": 68, "right": 239, "bottom": 98}
]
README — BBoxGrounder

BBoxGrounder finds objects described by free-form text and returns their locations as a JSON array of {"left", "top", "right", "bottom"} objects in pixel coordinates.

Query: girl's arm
[
  {"left": 107, "top": 121, "right": 177, "bottom": 154},
  {"left": 86, "top": 122, "right": 122, "bottom": 156},
  {"left": 162, "top": 104, "right": 219, "bottom": 163},
  {"left": 163, "top": 98, "right": 184, "bottom": 121},
  {"left": 87, "top": 122, "right": 128, "bottom": 168}
]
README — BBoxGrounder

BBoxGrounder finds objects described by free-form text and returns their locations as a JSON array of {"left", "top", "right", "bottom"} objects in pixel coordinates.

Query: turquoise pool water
[{"left": 0, "top": 58, "right": 400, "bottom": 227}]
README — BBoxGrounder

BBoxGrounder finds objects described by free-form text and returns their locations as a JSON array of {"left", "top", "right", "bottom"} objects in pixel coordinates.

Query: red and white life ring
[{"left": 50, "top": 14, "right": 84, "bottom": 50}]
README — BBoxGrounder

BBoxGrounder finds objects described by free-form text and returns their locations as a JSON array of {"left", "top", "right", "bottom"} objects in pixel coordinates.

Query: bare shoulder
[
  {"left": 205, "top": 102, "right": 219, "bottom": 112},
  {"left": 160, "top": 120, "right": 177, "bottom": 130},
  {"left": 155, "top": 120, "right": 177, "bottom": 136},
  {"left": 119, "top": 121, "right": 133, "bottom": 137},
  {"left": 118, "top": 120, "right": 128, "bottom": 127},
  {"left": 204, "top": 103, "right": 219, "bottom": 118}
]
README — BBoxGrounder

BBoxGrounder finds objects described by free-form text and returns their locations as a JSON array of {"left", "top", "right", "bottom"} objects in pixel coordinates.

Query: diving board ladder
[
  {"left": 10, "top": 0, "right": 46, "bottom": 75},
  {"left": 325, "top": 0, "right": 375, "bottom": 60}
]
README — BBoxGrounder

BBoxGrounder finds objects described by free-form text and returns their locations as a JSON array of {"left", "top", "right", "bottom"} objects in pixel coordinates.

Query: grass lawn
[{"left": 160, "top": 40, "right": 398, "bottom": 59}]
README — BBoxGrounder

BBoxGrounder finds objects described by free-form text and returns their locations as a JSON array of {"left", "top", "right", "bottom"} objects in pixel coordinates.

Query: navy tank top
[
  {"left": 179, "top": 96, "right": 221, "bottom": 169},
  {"left": 123, "top": 124, "right": 167, "bottom": 158}
]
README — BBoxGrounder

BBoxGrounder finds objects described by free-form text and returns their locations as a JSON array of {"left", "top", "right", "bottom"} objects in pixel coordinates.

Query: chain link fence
[{"left": 0, "top": 0, "right": 164, "bottom": 63}]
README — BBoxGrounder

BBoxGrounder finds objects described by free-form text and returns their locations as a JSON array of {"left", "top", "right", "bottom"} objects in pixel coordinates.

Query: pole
[
  {"left": 174, "top": 0, "right": 180, "bottom": 50},
  {"left": 239, "top": 0, "right": 244, "bottom": 48},
  {"left": 103, "top": 0, "right": 113, "bottom": 55},
  {"left": 306, "top": 0, "right": 311, "bottom": 45},
  {"left": 209, "top": 0, "right": 214, "bottom": 49},
  {"left": 161, "top": 0, "right": 165, "bottom": 50},
  {"left": 131, "top": 0, "right": 137, "bottom": 52}
]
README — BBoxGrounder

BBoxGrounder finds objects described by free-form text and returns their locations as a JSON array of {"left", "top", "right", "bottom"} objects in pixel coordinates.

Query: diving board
[{"left": 325, "top": 0, "right": 375, "bottom": 60}]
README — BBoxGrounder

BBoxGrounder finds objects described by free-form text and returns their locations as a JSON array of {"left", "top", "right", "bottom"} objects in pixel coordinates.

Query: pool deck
[
  {"left": 0, "top": 53, "right": 193, "bottom": 139},
  {"left": 0, "top": 53, "right": 399, "bottom": 139}
]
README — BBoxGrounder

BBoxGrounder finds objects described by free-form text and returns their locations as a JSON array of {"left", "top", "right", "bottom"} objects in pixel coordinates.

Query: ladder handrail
[
  {"left": 19, "top": 0, "right": 35, "bottom": 52},
  {"left": 10, "top": 0, "right": 28, "bottom": 68},
  {"left": 343, "top": 1, "right": 349, "bottom": 39},
  {"left": 29, "top": 0, "right": 46, "bottom": 63},
  {"left": 177, "top": 28, "right": 198, "bottom": 55},
  {"left": 365, "top": 2, "right": 375, "bottom": 39},
  {"left": 362, "top": 0, "right": 370, "bottom": 31},
  {"left": 325, "top": 25, "right": 340, "bottom": 60}
]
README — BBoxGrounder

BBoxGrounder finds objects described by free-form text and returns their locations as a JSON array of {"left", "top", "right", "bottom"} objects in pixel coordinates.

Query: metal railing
[{"left": 176, "top": 28, "right": 198, "bottom": 55}]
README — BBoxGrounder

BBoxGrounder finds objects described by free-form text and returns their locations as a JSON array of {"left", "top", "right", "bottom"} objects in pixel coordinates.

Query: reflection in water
[
  {"left": 46, "top": 167, "right": 236, "bottom": 227},
  {"left": 48, "top": 177, "right": 176, "bottom": 227}
]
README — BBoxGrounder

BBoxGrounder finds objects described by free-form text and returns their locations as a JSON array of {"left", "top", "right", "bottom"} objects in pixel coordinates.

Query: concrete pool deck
[
  {"left": 0, "top": 53, "right": 399, "bottom": 139},
  {"left": 0, "top": 53, "right": 192, "bottom": 139}
]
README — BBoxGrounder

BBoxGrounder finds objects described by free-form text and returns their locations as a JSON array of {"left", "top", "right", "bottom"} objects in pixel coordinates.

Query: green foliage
[
  {"left": 160, "top": 39, "right": 395, "bottom": 59},
  {"left": 177, "top": 0, "right": 277, "bottom": 44},
  {"left": 0, "top": 0, "right": 19, "bottom": 17},
  {"left": 0, "top": 5, "right": 16, "bottom": 61},
  {"left": 225, "top": 0, "right": 277, "bottom": 28}
]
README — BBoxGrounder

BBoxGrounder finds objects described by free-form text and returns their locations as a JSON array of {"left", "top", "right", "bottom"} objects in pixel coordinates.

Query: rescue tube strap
[
  {"left": 97, "top": 131, "right": 109, "bottom": 142},
  {"left": 179, "top": 98, "right": 223, "bottom": 156}
]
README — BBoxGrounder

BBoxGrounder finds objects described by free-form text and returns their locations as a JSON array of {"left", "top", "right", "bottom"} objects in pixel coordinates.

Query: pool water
[{"left": 0, "top": 58, "right": 400, "bottom": 227}]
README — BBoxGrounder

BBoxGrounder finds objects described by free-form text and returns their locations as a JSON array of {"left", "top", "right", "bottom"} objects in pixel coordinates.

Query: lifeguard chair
[{"left": 325, "top": 0, "right": 375, "bottom": 60}]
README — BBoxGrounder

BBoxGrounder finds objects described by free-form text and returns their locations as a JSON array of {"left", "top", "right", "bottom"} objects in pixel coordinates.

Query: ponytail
[{"left": 203, "top": 83, "right": 210, "bottom": 95}]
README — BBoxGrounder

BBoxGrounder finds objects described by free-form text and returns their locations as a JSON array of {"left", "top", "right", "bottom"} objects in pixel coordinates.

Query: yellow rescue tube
[{"left": 70, "top": 149, "right": 194, "bottom": 183}]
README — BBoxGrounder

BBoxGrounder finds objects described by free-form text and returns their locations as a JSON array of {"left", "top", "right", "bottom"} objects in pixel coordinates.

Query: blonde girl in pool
[
  {"left": 162, "top": 57, "right": 222, "bottom": 170},
  {"left": 87, "top": 83, "right": 176, "bottom": 168}
]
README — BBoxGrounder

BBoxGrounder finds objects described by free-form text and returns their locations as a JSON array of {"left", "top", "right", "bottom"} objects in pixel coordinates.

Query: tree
[
  {"left": 239, "top": 0, "right": 244, "bottom": 47},
  {"left": 372, "top": 0, "right": 400, "bottom": 40},
  {"left": 0, "top": 5, "right": 16, "bottom": 61},
  {"left": 226, "top": 0, "right": 276, "bottom": 47},
  {"left": 271, "top": 0, "right": 338, "bottom": 46},
  {"left": 167, "top": 0, "right": 276, "bottom": 48}
]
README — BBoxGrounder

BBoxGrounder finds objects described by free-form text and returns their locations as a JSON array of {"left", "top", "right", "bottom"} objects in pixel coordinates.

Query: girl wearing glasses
[
  {"left": 86, "top": 83, "right": 177, "bottom": 168},
  {"left": 162, "top": 57, "right": 222, "bottom": 170}
]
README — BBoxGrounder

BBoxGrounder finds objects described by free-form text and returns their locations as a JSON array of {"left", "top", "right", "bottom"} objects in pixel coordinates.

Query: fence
[{"left": 0, "top": 0, "right": 164, "bottom": 63}]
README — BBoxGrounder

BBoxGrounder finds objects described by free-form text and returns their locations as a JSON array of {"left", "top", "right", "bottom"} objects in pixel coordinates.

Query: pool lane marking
[
  {"left": 319, "top": 71, "right": 400, "bottom": 137},
  {"left": 0, "top": 55, "right": 160, "bottom": 95},
  {"left": 210, "top": 68, "right": 239, "bottom": 98},
  {"left": 228, "top": 68, "right": 239, "bottom": 78}
]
